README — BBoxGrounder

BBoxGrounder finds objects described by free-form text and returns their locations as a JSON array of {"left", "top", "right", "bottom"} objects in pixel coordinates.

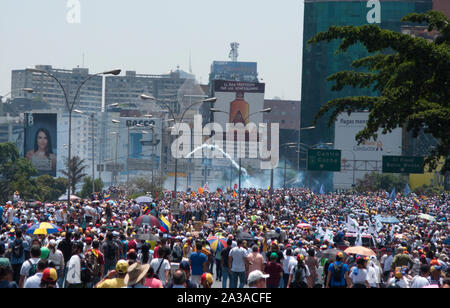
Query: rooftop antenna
[{"left": 229, "top": 42, "right": 239, "bottom": 62}]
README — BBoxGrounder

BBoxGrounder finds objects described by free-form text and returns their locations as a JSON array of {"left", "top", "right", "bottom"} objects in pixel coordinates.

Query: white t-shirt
[
  {"left": 367, "top": 266, "right": 379, "bottom": 287},
  {"left": 282, "top": 256, "right": 295, "bottom": 274},
  {"left": 382, "top": 255, "right": 393, "bottom": 272},
  {"left": 66, "top": 254, "right": 82, "bottom": 284},
  {"left": 387, "top": 277, "right": 410, "bottom": 288},
  {"left": 287, "top": 258, "right": 298, "bottom": 275},
  {"left": 23, "top": 273, "right": 43, "bottom": 288},
  {"left": 410, "top": 276, "right": 430, "bottom": 288},
  {"left": 229, "top": 247, "right": 248, "bottom": 272},
  {"left": 20, "top": 258, "right": 40, "bottom": 279},
  {"left": 349, "top": 267, "right": 368, "bottom": 285},
  {"left": 150, "top": 258, "right": 171, "bottom": 282}
]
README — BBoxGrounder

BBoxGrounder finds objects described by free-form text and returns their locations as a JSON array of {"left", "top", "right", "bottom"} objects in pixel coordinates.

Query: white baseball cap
[{"left": 247, "top": 270, "right": 269, "bottom": 284}]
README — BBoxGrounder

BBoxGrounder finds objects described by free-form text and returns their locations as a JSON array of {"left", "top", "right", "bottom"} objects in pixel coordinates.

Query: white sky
[{"left": 0, "top": 0, "right": 304, "bottom": 100}]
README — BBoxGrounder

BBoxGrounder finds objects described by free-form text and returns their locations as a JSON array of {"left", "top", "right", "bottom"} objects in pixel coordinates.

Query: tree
[
  {"left": 0, "top": 142, "right": 37, "bottom": 202},
  {"left": 308, "top": 11, "right": 450, "bottom": 173},
  {"left": 60, "top": 156, "right": 88, "bottom": 194},
  {"left": 128, "top": 176, "right": 163, "bottom": 199},
  {"left": 34, "top": 175, "right": 67, "bottom": 202},
  {"left": 355, "top": 172, "right": 408, "bottom": 193},
  {"left": 80, "top": 177, "right": 104, "bottom": 198}
]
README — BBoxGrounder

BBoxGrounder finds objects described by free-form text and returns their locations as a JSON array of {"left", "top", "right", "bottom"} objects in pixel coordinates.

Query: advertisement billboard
[
  {"left": 213, "top": 80, "right": 265, "bottom": 127},
  {"left": 24, "top": 113, "right": 57, "bottom": 177},
  {"left": 333, "top": 112, "right": 402, "bottom": 189},
  {"left": 119, "top": 117, "right": 163, "bottom": 172}
]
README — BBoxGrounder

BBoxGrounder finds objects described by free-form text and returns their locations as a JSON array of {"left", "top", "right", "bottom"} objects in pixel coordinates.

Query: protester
[
  {"left": 248, "top": 270, "right": 269, "bottom": 288},
  {"left": 0, "top": 187, "right": 448, "bottom": 290},
  {"left": 96, "top": 259, "right": 128, "bottom": 288}
]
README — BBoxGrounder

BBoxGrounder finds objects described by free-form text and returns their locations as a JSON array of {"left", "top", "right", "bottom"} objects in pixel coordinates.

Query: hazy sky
[{"left": 0, "top": 0, "right": 304, "bottom": 100}]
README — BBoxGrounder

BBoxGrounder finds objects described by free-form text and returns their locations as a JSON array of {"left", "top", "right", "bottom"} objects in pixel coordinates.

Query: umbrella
[
  {"left": 265, "top": 231, "right": 280, "bottom": 239},
  {"left": 58, "top": 194, "right": 80, "bottom": 201},
  {"left": 237, "top": 232, "right": 254, "bottom": 241},
  {"left": 136, "top": 196, "right": 153, "bottom": 204},
  {"left": 317, "top": 249, "right": 346, "bottom": 262},
  {"left": 297, "top": 223, "right": 312, "bottom": 229},
  {"left": 26, "top": 222, "right": 61, "bottom": 235},
  {"left": 107, "top": 200, "right": 116, "bottom": 205},
  {"left": 374, "top": 215, "right": 400, "bottom": 224},
  {"left": 207, "top": 236, "right": 227, "bottom": 252},
  {"left": 344, "top": 246, "right": 376, "bottom": 257},
  {"left": 133, "top": 215, "right": 160, "bottom": 228},
  {"left": 418, "top": 214, "right": 436, "bottom": 222}
]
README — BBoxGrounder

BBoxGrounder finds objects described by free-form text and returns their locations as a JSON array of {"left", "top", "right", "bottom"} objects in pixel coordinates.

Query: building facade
[{"left": 300, "top": 0, "right": 433, "bottom": 191}]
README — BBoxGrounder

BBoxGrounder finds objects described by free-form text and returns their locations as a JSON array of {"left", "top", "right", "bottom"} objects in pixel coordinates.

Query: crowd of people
[{"left": 0, "top": 187, "right": 448, "bottom": 289}]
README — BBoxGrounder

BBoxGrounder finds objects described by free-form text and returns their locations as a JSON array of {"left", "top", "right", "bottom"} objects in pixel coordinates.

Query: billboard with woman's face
[{"left": 24, "top": 113, "right": 57, "bottom": 177}]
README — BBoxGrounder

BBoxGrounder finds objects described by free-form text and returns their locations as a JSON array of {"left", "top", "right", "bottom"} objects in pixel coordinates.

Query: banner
[{"left": 24, "top": 113, "right": 57, "bottom": 177}]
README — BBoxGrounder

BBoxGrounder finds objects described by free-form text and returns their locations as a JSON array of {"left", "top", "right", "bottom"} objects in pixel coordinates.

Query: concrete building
[{"left": 300, "top": 0, "right": 433, "bottom": 191}]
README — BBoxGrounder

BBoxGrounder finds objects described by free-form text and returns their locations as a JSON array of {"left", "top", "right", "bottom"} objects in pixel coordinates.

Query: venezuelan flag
[
  {"left": 301, "top": 216, "right": 309, "bottom": 224},
  {"left": 159, "top": 215, "right": 171, "bottom": 233},
  {"left": 413, "top": 198, "right": 420, "bottom": 210},
  {"left": 104, "top": 194, "right": 110, "bottom": 202},
  {"left": 142, "top": 206, "right": 151, "bottom": 215}
]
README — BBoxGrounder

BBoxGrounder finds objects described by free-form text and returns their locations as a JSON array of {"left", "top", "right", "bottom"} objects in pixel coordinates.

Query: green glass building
[{"left": 300, "top": 0, "right": 433, "bottom": 191}]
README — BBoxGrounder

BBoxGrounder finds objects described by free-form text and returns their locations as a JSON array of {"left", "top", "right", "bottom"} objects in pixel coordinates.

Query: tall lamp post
[
  {"left": 210, "top": 108, "right": 271, "bottom": 201},
  {"left": 27, "top": 68, "right": 121, "bottom": 204},
  {"left": 74, "top": 110, "right": 96, "bottom": 194},
  {"left": 0, "top": 88, "right": 34, "bottom": 102},
  {"left": 141, "top": 94, "right": 216, "bottom": 200}
]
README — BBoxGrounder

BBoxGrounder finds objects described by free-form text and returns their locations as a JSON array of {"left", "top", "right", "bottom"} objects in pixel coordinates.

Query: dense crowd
[{"left": 0, "top": 187, "right": 448, "bottom": 289}]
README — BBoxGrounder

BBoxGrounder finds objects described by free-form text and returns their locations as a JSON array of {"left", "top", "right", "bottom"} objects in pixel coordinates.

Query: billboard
[
  {"left": 333, "top": 112, "right": 402, "bottom": 189},
  {"left": 24, "top": 113, "right": 57, "bottom": 177},
  {"left": 213, "top": 80, "right": 265, "bottom": 127},
  {"left": 119, "top": 117, "right": 163, "bottom": 172}
]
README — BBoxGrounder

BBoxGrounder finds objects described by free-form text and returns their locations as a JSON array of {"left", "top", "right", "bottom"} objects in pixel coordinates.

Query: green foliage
[
  {"left": 308, "top": 11, "right": 450, "bottom": 174},
  {"left": 33, "top": 175, "right": 68, "bottom": 202},
  {"left": 356, "top": 172, "right": 409, "bottom": 193},
  {"left": 60, "top": 156, "right": 88, "bottom": 193},
  {"left": 413, "top": 184, "right": 445, "bottom": 196},
  {"left": 80, "top": 177, "right": 104, "bottom": 198},
  {"left": 128, "top": 176, "right": 163, "bottom": 199}
]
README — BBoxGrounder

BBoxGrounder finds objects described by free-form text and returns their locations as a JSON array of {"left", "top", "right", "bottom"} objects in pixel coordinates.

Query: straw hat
[{"left": 124, "top": 262, "right": 150, "bottom": 286}]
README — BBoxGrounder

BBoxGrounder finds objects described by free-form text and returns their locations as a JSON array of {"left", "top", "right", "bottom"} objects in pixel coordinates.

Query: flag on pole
[
  {"left": 390, "top": 187, "right": 396, "bottom": 201},
  {"left": 375, "top": 218, "right": 384, "bottom": 233},
  {"left": 324, "top": 229, "right": 334, "bottom": 243},
  {"left": 319, "top": 184, "right": 325, "bottom": 195},
  {"left": 346, "top": 216, "right": 359, "bottom": 233},
  {"left": 158, "top": 215, "right": 171, "bottom": 233},
  {"left": 404, "top": 184, "right": 411, "bottom": 196},
  {"left": 413, "top": 198, "right": 420, "bottom": 210}
]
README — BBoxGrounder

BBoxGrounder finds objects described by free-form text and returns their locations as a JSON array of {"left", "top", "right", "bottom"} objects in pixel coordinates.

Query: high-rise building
[{"left": 300, "top": 0, "right": 433, "bottom": 190}]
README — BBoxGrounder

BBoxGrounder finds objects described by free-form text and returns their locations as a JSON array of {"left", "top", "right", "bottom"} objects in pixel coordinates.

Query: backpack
[
  {"left": 12, "top": 239, "right": 24, "bottom": 259},
  {"left": 333, "top": 263, "right": 343, "bottom": 284},
  {"left": 27, "top": 259, "right": 39, "bottom": 277},
  {"left": 79, "top": 255, "right": 94, "bottom": 284},
  {"left": 105, "top": 241, "right": 117, "bottom": 261},
  {"left": 86, "top": 250, "right": 101, "bottom": 279},
  {"left": 292, "top": 265, "right": 308, "bottom": 288},
  {"left": 171, "top": 245, "right": 183, "bottom": 262}
]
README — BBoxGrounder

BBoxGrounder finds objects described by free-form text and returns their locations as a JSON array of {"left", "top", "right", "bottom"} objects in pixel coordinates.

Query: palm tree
[{"left": 60, "top": 156, "right": 88, "bottom": 194}]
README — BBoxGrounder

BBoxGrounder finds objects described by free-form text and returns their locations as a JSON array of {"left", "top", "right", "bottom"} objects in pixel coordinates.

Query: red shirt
[{"left": 264, "top": 262, "right": 282, "bottom": 286}]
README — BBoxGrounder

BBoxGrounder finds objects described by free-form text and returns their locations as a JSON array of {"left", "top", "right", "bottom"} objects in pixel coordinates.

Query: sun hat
[{"left": 124, "top": 262, "right": 150, "bottom": 286}]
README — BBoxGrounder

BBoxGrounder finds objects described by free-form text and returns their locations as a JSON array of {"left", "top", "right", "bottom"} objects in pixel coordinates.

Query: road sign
[
  {"left": 307, "top": 149, "right": 341, "bottom": 171},
  {"left": 382, "top": 156, "right": 424, "bottom": 174}
]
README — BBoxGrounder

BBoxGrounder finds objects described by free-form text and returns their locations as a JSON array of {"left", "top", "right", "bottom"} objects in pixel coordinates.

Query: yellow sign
[
  {"left": 409, "top": 160, "right": 445, "bottom": 190},
  {"left": 168, "top": 172, "right": 187, "bottom": 178}
]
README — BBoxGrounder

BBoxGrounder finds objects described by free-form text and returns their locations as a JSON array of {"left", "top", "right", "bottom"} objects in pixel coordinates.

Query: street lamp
[
  {"left": 0, "top": 88, "right": 34, "bottom": 103},
  {"left": 210, "top": 108, "right": 271, "bottom": 201},
  {"left": 141, "top": 94, "right": 216, "bottom": 198},
  {"left": 27, "top": 68, "right": 122, "bottom": 203}
]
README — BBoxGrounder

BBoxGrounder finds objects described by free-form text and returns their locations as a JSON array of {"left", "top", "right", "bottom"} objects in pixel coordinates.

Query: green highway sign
[
  {"left": 307, "top": 149, "right": 341, "bottom": 171},
  {"left": 382, "top": 156, "right": 424, "bottom": 174}
]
